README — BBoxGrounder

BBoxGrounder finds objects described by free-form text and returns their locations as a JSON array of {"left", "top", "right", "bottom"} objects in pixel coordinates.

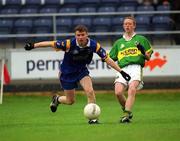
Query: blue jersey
[{"left": 52, "top": 37, "right": 108, "bottom": 74}]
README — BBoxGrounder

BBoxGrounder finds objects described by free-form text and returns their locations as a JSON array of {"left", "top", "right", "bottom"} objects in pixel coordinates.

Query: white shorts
[{"left": 114, "top": 64, "right": 144, "bottom": 90}]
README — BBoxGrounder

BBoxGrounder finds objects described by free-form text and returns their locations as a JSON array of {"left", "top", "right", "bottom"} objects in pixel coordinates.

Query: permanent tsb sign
[{"left": 10, "top": 48, "right": 180, "bottom": 80}]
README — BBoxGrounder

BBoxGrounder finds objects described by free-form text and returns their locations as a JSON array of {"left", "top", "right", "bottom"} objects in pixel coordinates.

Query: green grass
[{"left": 0, "top": 92, "right": 180, "bottom": 141}]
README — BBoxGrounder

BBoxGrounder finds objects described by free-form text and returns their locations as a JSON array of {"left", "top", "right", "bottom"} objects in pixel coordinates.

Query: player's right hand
[
  {"left": 120, "top": 70, "right": 131, "bottom": 81},
  {"left": 24, "top": 43, "right": 34, "bottom": 50}
]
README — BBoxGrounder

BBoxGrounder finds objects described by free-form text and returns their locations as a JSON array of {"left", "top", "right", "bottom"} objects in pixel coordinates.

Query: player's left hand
[
  {"left": 136, "top": 42, "right": 145, "bottom": 55},
  {"left": 24, "top": 43, "right": 34, "bottom": 50},
  {"left": 120, "top": 70, "right": 131, "bottom": 81}
]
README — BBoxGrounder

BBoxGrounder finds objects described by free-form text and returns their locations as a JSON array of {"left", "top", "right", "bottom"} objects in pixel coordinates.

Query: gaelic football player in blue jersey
[{"left": 24, "top": 25, "right": 131, "bottom": 124}]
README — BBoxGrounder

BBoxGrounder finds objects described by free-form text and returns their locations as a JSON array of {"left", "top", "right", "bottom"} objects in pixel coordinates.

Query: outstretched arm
[
  {"left": 24, "top": 41, "right": 55, "bottom": 50},
  {"left": 34, "top": 41, "right": 55, "bottom": 48}
]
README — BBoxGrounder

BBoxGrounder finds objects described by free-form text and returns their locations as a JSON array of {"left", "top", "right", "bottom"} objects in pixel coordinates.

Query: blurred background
[{"left": 0, "top": 0, "right": 180, "bottom": 92}]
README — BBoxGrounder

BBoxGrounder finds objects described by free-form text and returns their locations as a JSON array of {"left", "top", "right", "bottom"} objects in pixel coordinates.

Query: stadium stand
[
  {"left": 5, "top": 0, "right": 22, "bottom": 5},
  {"left": 136, "top": 5, "right": 155, "bottom": 17},
  {"left": 156, "top": 4, "right": 171, "bottom": 16},
  {"left": 97, "top": 6, "right": 116, "bottom": 13},
  {"left": 117, "top": 5, "right": 136, "bottom": 12},
  {"left": 39, "top": 6, "right": 58, "bottom": 14},
  {"left": 156, "top": 4, "right": 170, "bottom": 11},
  {"left": 44, "top": 0, "right": 60, "bottom": 5},
  {"left": 0, "top": 6, "right": 19, "bottom": 14},
  {"left": 92, "top": 17, "right": 111, "bottom": 42},
  {"left": 33, "top": 18, "right": 53, "bottom": 32},
  {"left": 19, "top": 7, "right": 38, "bottom": 14},
  {"left": 101, "top": 0, "right": 119, "bottom": 6},
  {"left": 22, "top": 0, "right": 42, "bottom": 10},
  {"left": 111, "top": 16, "right": 124, "bottom": 42},
  {"left": 14, "top": 18, "right": 33, "bottom": 41},
  {"left": 0, "top": 0, "right": 178, "bottom": 45},
  {"left": 0, "top": 18, "right": 13, "bottom": 42},
  {"left": 56, "top": 17, "right": 72, "bottom": 33},
  {"left": 14, "top": 18, "right": 33, "bottom": 34},
  {"left": 101, "top": 0, "right": 119, "bottom": 3},
  {"left": 63, "top": 0, "right": 82, "bottom": 7},
  {"left": 40, "top": 0, "right": 61, "bottom": 12},
  {"left": 73, "top": 17, "right": 92, "bottom": 30},
  {"left": 59, "top": 6, "right": 77, "bottom": 13},
  {"left": 111, "top": 16, "right": 124, "bottom": 32},
  {"left": 152, "top": 15, "right": 173, "bottom": 31},
  {"left": 120, "top": 0, "right": 138, "bottom": 6},
  {"left": 152, "top": 15, "right": 174, "bottom": 44},
  {"left": 135, "top": 15, "right": 151, "bottom": 31},
  {"left": 0, "top": 18, "right": 13, "bottom": 34},
  {"left": 78, "top": 7, "right": 96, "bottom": 13},
  {"left": 93, "top": 17, "right": 111, "bottom": 32},
  {"left": 25, "top": 0, "right": 42, "bottom": 5},
  {"left": 81, "top": 0, "right": 100, "bottom": 7},
  {"left": 33, "top": 17, "right": 53, "bottom": 41}
]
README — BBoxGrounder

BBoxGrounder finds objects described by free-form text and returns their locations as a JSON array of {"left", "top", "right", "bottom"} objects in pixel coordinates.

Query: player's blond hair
[{"left": 123, "top": 16, "right": 136, "bottom": 26}]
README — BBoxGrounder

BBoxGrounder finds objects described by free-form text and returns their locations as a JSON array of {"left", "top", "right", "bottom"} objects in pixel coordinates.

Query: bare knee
[
  {"left": 128, "top": 86, "right": 137, "bottom": 96},
  {"left": 128, "top": 81, "right": 139, "bottom": 95},
  {"left": 129, "top": 85, "right": 137, "bottom": 92},
  {"left": 115, "top": 83, "right": 125, "bottom": 96}
]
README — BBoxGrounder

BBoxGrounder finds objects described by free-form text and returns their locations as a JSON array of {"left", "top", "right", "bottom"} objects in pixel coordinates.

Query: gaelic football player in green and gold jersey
[{"left": 109, "top": 16, "right": 153, "bottom": 123}]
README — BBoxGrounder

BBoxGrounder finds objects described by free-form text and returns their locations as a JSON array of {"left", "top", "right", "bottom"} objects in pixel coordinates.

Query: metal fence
[{"left": 0, "top": 10, "right": 180, "bottom": 47}]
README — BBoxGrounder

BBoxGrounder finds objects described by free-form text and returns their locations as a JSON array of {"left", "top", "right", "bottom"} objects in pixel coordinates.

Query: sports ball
[{"left": 83, "top": 103, "right": 101, "bottom": 120}]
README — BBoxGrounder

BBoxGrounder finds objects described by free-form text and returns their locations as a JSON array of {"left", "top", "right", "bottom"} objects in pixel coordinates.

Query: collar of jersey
[{"left": 123, "top": 32, "right": 136, "bottom": 41}]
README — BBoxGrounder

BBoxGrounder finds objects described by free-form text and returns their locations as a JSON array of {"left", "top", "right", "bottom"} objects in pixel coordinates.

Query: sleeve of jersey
[
  {"left": 96, "top": 43, "right": 109, "bottom": 61},
  {"left": 52, "top": 39, "right": 71, "bottom": 51},
  {"left": 109, "top": 45, "right": 118, "bottom": 61},
  {"left": 143, "top": 38, "right": 153, "bottom": 56}
]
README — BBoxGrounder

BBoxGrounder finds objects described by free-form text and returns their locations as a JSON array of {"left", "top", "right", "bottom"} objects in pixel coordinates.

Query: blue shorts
[{"left": 59, "top": 68, "right": 89, "bottom": 90}]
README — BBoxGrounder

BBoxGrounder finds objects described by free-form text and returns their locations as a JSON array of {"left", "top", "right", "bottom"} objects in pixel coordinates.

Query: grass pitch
[{"left": 0, "top": 91, "right": 180, "bottom": 141}]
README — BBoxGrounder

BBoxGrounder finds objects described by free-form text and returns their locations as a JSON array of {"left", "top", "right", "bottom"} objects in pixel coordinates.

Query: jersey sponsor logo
[
  {"left": 118, "top": 47, "right": 139, "bottom": 60},
  {"left": 144, "top": 52, "right": 167, "bottom": 71}
]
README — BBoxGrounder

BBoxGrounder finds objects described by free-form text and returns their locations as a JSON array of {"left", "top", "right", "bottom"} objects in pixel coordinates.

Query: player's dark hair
[{"left": 74, "top": 25, "right": 88, "bottom": 33}]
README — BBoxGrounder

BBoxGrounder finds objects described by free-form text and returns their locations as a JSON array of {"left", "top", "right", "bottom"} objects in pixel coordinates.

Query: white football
[{"left": 83, "top": 103, "right": 101, "bottom": 120}]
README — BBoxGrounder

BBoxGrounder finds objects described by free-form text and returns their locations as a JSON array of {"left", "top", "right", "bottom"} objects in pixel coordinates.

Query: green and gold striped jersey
[{"left": 109, "top": 34, "right": 153, "bottom": 68}]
